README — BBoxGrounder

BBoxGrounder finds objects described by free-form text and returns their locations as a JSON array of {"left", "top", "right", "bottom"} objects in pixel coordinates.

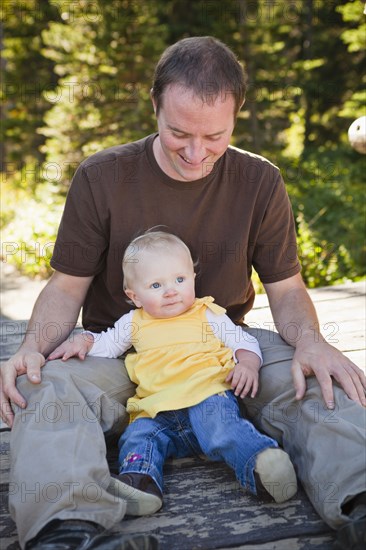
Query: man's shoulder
[
  {"left": 227, "top": 145, "right": 280, "bottom": 172},
  {"left": 80, "top": 134, "right": 154, "bottom": 171}
]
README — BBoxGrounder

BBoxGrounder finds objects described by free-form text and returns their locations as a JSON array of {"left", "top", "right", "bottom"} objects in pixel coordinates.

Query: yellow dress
[{"left": 126, "top": 297, "right": 234, "bottom": 422}]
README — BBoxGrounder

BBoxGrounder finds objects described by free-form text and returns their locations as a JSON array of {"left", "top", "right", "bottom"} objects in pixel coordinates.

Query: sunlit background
[{"left": 1, "top": 0, "right": 365, "bottom": 289}]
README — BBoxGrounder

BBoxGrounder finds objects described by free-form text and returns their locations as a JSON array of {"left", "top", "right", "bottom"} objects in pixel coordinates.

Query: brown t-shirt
[{"left": 51, "top": 134, "right": 300, "bottom": 331}]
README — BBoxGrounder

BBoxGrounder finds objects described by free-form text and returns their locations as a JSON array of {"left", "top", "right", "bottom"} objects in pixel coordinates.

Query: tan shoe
[
  {"left": 254, "top": 448, "right": 297, "bottom": 503},
  {"left": 108, "top": 472, "right": 163, "bottom": 516}
]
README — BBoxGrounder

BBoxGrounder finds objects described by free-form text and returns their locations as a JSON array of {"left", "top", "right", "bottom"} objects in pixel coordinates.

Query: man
[{"left": 1, "top": 36, "right": 365, "bottom": 550}]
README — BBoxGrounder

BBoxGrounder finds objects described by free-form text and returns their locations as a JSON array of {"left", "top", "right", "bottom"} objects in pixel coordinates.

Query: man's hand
[
  {"left": 226, "top": 351, "right": 261, "bottom": 398},
  {"left": 48, "top": 333, "right": 94, "bottom": 362},
  {"left": 291, "top": 336, "right": 366, "bottom": 409},
  {"left": 0, "top": 350, "right": 45, "bottom": 427},
  {"left": 265, "top": 274, "right": 366, "bottom": 410},
  {"left": 0, "top": 271, "right": 93, "bottom": 429}
]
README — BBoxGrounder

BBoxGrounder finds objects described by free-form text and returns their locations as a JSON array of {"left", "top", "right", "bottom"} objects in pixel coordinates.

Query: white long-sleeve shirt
[{"left": 88, "top": 308, "right": 262, "bottom": 364}]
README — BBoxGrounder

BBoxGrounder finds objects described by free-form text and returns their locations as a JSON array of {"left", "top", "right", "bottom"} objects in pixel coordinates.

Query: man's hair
[
  {"left": 151, "top": 36, "right": 247, "bottom": 117},
  {"left": 122, "top": 230, "right": 193, "bottom": 289}
]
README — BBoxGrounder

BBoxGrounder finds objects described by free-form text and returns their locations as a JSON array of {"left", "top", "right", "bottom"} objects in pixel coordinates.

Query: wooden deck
[{"left": 0, "top": 281, "right": 365, "bottom": 549}]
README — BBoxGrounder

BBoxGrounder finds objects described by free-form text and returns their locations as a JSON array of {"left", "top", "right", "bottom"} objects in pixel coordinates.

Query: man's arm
[
  {"left": 264, "top": 273, "right": 366, "bottom": 409},
  {"left": 0, "top": 271, "right": 93, "bottom": 426}
]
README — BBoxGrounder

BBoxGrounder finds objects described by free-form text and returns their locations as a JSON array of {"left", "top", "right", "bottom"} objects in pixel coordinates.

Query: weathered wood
[
  {"left": 215, "top": 537, "right": 337, "bottom": 550},
  {"left": 1, "top": 282, "right": 364, "bottom": 549},
  {"left": 108, "top": 457, "right": 336, "bottom": 549},
  {"left": 0, "top": 429, "right": 336, "bottom": 549},
  {"left": 246, "top": 281, "right": 366, "bottom": 370}
]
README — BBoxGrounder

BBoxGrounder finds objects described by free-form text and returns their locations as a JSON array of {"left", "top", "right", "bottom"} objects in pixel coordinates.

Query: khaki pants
[
  {"left": 10, "top": 357, "right": 135, "bottom": 548},
  {"left": 9, "top": 330, "right": 366, "bottom": 547},
  {"left": 243, "top": 329, "right": 366, "bottom": 530}
]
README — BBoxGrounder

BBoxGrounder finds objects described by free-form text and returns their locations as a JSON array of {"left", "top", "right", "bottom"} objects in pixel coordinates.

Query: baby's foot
[{"left": 254, "top": 448, "right": 297, "bottom": 503}]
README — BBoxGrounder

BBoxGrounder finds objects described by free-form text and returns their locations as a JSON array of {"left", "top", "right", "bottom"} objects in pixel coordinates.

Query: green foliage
[
  {"left": 39, "top": 0, "right": 167, "bottom": 179},
  {"left": 296, "top": 212, "right": 355, "bottom": 288},
  {"left": 2, "top": 0, "right": 365, "bottom": 288},
  {"left": 1, "top": 177, "right": 64, "bottom": 277},
  {"left": 337, "top": 1, "right": 366, "bottom": 52},
  {"left": 283, "top": 146, "right": 366, "bottom": 281},
  {"left": 1, "top": 0, "right": 60, "bottom": 167}
]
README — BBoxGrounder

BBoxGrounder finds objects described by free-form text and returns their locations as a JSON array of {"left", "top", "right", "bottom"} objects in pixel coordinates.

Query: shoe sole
[
  {"left": 255, "top": 448, "right": 298, "bottom": 503},
  {"left": 107, "top": 477, "right": 163, "bottom": 516}
]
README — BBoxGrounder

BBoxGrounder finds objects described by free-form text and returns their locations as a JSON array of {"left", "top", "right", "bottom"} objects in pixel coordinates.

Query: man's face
[{"left": 152, "top": 84, "right": 236, "bottom": 182}]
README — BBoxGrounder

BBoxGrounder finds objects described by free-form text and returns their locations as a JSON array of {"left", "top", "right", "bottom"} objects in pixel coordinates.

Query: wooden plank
[
  {"left": 0, "top": 431, "right": 10, "bottom": 486},
  {"left": 344, "top": 350, "right": 366, "bottom": 366},
  {"left": 246, "top": 282, "right": 366, "bottom": 370},
  {"left": 0, "top": 431, "right": 336, "bottom": 550},
  {"left": 100, "top": 457, "right": 335, "bottom": 550},
  {"left": 248, "top": 280, "right": 365, "bottom": 312},
  {"left": 304, "top": 281, "right": 365, "bottom": 302},
  {"left": 216, "top": 535, "right": 337, "bottom": 549}
]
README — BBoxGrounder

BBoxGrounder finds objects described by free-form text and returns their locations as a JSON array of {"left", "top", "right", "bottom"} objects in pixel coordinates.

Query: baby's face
[{"left": 125, "top": 247, "right": 196, "bottom": 318}]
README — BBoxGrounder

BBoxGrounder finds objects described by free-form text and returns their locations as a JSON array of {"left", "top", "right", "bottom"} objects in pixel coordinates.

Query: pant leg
[
  {"left": 240, "top": 327, "right": 366, "bottom": 529},
  {"left": 188, "top": 391, "right": 278, "bottom": 494},
  {"left": 118, "top": 410, "right": 202, "bottom": 493},
  {"left": 118, "top": 416, "right": 171, "bottom": 493},
  {"left": 9, "top": 356, "right": 136, "bottom": 549}
]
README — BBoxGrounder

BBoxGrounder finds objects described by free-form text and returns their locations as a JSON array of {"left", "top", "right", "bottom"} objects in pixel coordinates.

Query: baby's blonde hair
[{"left": 122, "top": 230, "right": 194, "bottom": 290}]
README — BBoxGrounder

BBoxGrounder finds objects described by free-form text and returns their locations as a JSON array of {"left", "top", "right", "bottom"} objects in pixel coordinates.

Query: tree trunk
[{"left": 239, "top": 0, "right": 262, "bottom": 153}]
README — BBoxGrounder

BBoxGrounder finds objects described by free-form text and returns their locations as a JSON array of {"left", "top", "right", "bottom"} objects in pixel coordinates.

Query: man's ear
[
  {"left": 150, "top": 88, "right": 157, "bottom": 114},
  {"left": 125, "top": 288, "right": 142, "bottom": 308}
]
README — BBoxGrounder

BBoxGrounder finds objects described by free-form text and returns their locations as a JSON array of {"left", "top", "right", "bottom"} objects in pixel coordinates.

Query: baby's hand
[
  {"left": 48, "top": 333, "right": 94, "bottom": 362},
  {"left": 225, "top": 351, "right": 261, "bottom": 398}
]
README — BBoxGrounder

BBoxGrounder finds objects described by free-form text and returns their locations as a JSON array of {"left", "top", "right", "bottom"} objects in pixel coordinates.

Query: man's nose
[{"left": 186, "top": 138, "right": 204, "bottom": 164}]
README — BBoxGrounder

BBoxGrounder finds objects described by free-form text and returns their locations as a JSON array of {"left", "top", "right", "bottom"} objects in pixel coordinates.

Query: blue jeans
[{"left": 118, "top": 391, "right": 278, "bottom": 495}]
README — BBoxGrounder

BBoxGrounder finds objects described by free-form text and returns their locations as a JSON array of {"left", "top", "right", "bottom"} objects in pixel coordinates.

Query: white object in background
[{"left": 348, "top": 116, "right": 366, "bottom": 154}]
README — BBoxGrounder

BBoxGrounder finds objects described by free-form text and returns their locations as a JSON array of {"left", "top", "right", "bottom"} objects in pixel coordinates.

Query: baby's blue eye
[
  {"left": 151, "top": 282, "right": 161, "bottom": 289},
  {"left": 176, "top": 276, "right": 184, "bottom": 283}
]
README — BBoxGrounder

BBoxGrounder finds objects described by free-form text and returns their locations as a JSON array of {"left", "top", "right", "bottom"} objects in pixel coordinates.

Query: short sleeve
[
  {"left": 252, "top": 171, "right": 301, "bottom": 284},
  {"left": 50, "top": 163, "right": 108, "bottom": 276}
]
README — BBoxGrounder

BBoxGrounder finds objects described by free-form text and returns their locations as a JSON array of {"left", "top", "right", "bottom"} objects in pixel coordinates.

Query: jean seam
[{"left": 172, "top": 410, "right": 202, "bottom": 457}]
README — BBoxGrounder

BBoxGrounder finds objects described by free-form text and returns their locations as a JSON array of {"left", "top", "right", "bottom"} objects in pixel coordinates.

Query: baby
[{"left": 51, "top": 231, "right": 297, "bottom": 515}]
